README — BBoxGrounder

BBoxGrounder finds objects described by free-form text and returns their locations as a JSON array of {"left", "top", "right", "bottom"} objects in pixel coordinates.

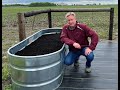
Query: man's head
[{"left": 65, "top": 12, "right": 77, "bottom": 27}]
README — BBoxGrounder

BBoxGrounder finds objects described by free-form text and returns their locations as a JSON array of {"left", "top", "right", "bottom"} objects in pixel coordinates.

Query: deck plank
[{"left": 57, "top": 40, "right": 118, "bottom": 90}]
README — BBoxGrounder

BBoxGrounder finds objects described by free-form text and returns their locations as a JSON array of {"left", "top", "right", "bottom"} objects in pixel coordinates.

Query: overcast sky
[{"left": 2, "top": 0, "right": 118, "bottom": 5}]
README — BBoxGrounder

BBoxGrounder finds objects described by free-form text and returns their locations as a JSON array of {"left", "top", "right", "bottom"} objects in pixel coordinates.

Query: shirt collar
[{"left": 66, "top": 22, "right": 83, "bottom": 31}]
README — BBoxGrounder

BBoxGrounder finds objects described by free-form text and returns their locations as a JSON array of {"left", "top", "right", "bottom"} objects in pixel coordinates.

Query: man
[{"left": 60, "top": 12, "right": 99, "bottom": 73}]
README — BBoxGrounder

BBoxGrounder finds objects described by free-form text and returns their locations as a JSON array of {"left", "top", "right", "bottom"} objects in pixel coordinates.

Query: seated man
[{"left": 60, "top": 12, "right": 99, "bottom": 73}]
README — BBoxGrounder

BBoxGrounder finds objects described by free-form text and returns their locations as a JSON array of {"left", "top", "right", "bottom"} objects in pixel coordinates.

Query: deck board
[{"left": 57, "top": 40, "right": 118, "bottom": 90}]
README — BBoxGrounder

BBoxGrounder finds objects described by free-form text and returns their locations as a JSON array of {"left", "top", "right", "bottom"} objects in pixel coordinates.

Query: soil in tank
[{"left": 15, "top": 33, "right": 63, "bottom": 56}]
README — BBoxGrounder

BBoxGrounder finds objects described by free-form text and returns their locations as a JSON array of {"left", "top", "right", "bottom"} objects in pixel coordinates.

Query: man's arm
[
  {"left": 60, "top": 26, "right": 75, "bottom": 46},
  {"left": 84, "top": 24, "right": 99, "bottom": 51}
]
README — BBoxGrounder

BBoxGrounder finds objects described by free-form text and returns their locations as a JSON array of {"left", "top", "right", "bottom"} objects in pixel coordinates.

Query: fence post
[
  {"left": 17, "top": 13, "right": 26, "bottom": 41},
  {"left": 109, "top": 8, "right": 114, "bottom": 40},
  {"left": 48, "top": 10, "right": 52, "bottom": 28}
]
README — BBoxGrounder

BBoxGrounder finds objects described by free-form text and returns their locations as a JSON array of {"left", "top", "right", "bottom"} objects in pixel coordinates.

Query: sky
[{"left": 2, "top": 0, "right": 118, "bottom": 5}]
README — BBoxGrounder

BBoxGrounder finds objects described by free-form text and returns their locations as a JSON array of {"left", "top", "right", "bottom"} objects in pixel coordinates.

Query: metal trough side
[{"left": 7, "top": 28, "right": 66, "bottom": 90}]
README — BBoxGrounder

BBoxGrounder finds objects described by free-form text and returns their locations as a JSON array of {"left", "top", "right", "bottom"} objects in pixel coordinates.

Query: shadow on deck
[{"left": 57, "top": 40, "right": 118, "bottom": 90}]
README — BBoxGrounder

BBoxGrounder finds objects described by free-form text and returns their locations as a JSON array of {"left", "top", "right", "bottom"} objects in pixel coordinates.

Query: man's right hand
[{"left": 73, "top": 42, "right": 81, "bottom": 49}]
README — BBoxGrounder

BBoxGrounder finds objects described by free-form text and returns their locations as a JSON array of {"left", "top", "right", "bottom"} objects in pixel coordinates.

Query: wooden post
[
  {"left": 109, "top": 8, "right": 114, "bottom": 40},
  {"left": 48, "top": 10, "right": 52, "bottom": 28},
  {"left": 17, "top": 13, "right": 26, "bottom": 41}
]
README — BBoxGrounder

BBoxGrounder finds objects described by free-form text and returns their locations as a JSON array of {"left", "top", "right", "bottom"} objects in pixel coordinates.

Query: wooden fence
[{"left": 17, "top": 8, "right": 114, "bottom": 41}]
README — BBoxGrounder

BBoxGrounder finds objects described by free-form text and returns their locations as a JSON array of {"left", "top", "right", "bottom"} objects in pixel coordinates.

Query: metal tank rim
[{"left": 7, "top": 28, "right": 65, "bottom": 58}]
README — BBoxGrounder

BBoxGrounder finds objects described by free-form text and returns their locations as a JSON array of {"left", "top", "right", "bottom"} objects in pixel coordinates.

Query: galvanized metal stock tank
[{"left": 7, "top": 28, "right": 66, "bottom": 90}]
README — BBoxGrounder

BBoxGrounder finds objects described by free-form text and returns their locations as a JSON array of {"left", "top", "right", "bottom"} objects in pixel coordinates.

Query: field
[{"left": 2, "top": 5, "right": 118, "bottom": 90}]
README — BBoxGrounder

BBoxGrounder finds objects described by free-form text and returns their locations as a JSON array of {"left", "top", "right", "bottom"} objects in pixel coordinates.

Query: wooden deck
[{"left": 57, "top": 40, "right": 118, "bottom": 90}]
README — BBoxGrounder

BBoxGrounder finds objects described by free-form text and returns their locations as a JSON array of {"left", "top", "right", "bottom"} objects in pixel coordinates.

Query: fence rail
[
  {"left": 18, "top": 8, "right": 114, "bottom": 41},
  {"left": 24, "top": 8, "right": 111, "bottom": 17}
]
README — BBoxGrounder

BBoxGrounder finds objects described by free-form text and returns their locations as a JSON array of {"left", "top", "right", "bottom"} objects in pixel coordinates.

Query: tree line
[{"left": 2, "top": 2, "right": 57, "bottom": 7}]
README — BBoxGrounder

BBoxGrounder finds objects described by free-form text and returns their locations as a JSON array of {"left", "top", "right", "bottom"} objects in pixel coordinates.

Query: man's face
[{"left": 66, "top": 15, "right": 76, "bottom": 27}]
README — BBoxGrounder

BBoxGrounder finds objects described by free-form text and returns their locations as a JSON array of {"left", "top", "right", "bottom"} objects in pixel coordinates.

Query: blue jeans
[{"left": 64, "top": 47, "right": 94, "bottom": 67}]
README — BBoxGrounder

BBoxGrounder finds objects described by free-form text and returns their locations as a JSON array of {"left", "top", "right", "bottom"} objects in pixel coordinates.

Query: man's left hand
[{"left": 85, "top": 47, "right": 92, "bottom": 56}]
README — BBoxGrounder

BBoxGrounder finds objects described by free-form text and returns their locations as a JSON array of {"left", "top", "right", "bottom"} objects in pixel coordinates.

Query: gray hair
[{"left": 65, "top": 12, "right": 76, "bottom": 19}]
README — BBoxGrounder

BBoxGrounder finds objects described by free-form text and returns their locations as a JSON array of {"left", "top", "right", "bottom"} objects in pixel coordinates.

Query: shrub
[{"left": 28, "top": 2, "right": 56, "bottom": 7}]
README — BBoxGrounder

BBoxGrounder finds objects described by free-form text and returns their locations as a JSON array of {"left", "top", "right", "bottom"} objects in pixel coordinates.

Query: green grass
[
  {"left": 2, "top": 5, "right": 118, "bottom": 33},
  {"left": 2, "top": 4, "right": 118, "bottom": 17},
  {"left": 2, "top": 63, "right": 12, "bottom": 90},
  {"left": 4, "top": 84, "right": 12, "bottom": 90},
  {"left": 2, "top": 63, "right": 10, "bottom": 80}
]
